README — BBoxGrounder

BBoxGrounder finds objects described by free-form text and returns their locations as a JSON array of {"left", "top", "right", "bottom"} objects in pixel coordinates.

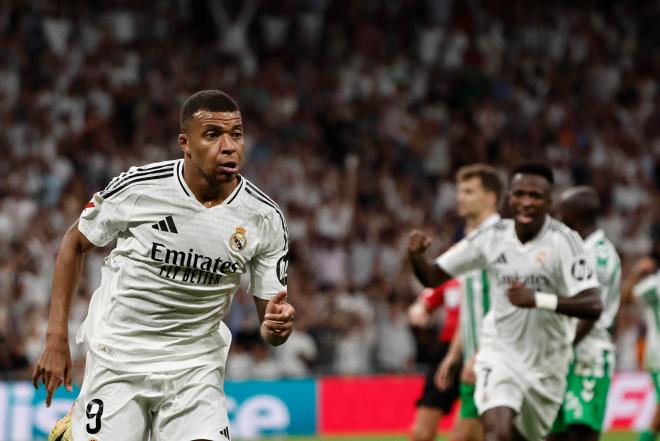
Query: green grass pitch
[{"left": 262, "top": 433, "right": 638, "bottom": 441}]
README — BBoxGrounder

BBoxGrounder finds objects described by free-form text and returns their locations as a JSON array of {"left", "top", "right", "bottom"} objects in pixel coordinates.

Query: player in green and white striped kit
[
  {"left": 549, "top": 187, "right": 621, "bottom": 441},
  {"left": 433, "top": 164, "right": 502, "bottom": 441},
  {"left": 458, "top": 268, "right": 492, "bottom": 417},
  {"left": 622, "top": 255, "right": 660, "bottom": 441}
]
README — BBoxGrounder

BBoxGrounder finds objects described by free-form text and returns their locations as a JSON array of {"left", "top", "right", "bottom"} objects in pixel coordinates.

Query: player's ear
[{"left": 178, "top": 133, "right": 190, "bottom": 155}]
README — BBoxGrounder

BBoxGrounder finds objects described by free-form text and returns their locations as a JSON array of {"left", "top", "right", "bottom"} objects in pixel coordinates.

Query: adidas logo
[
  {"left": 493, "top": 252, "right": 507, "bottom": 265},
  {"left": 152, "top": 215, "right": 178, "bottom": 233},
  {"left": 220, "top": 426, "right": 230, "bottom": 440}
]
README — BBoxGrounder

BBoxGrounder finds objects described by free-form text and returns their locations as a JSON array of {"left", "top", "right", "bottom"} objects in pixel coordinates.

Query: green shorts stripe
[
  {"left": 459, "top": 382, "right": 479, "bottom": 419},
  {"left": 650, "top": 370, "right": 660, "bottom": 403}
]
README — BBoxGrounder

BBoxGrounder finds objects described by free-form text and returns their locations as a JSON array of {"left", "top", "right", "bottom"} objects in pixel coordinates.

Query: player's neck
[
  {"left": 575, "top": 224, "right": 597, "bottom": 241},
  {"left": 183, "top": 163, "right": 239, "bottom": 208},
  {"left": 466, "top": 210, "right": 496, "bottom": 231},
  {"left": 515, "top": 216, "right": 546, "bottom": 243}
]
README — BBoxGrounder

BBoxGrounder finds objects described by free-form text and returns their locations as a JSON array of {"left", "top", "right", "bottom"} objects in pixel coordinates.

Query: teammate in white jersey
[
  {"left": 548, "top": 186, "right": 621, "bottom": 441},
  {"left": 409, "top": 164, "right": 502, "bottom": 441},
  {"left": 408, "top": 163, "right": 602, "bottom": 441},
  {"left": 32, "top": 90, "right": 295, "bottom": 441}
]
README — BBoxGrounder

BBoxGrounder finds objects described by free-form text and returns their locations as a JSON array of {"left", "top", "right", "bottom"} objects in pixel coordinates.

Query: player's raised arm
[
  {"left": 32, "top": 220, "right": 96, "bottom": 406},
  {"left": 407, "top": 229, "right": 452, "bottom": 287}
]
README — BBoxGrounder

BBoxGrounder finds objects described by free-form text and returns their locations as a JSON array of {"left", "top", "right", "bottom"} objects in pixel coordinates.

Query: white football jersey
[
  {"left": 438, "top": 216, "right": 598, "bottom": 372},
  {"left": 76, "top": 159, "right": 289, "bottom": 372},
  {"left": 574, "top": 229, "right": 621, "bottom": 365},
  {"left": 633, "top": 271, "right": 660, "bottom": 371}
]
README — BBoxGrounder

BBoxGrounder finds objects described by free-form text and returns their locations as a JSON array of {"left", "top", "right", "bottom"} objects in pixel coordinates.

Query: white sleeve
[
  {"left": 77, "top": 189, "right": 137, "bottom": 247},
  {"left": 249, "top": 210, "right": 289, "bottom": 300},
  {"left": 436, "top": 238, "right": 486, "bottom": 277},
  {"left": 557, "top": 232, "right": 599, "bottom": 297}
]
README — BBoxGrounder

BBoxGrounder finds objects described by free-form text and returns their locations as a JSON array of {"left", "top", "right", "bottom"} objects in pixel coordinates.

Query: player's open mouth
[
  {"left": 516, "top": 211, "right": 536, "bottom": 224},
  {"left": 218, "top": 162, "right": 238, "bottom": 174}
]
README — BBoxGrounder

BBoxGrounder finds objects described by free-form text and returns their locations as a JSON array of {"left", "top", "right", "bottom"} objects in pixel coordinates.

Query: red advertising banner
[
  {"left": 319, "top": 375, "right": 458, "bottom": 434},
  {"left": 319, "top": 373, "right": 657, "bottom": 434}
]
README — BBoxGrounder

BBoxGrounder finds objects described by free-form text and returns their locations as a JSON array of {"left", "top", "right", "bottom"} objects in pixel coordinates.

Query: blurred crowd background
[{"left": 1, "top": 0, "right": 659, "bottom": 383}]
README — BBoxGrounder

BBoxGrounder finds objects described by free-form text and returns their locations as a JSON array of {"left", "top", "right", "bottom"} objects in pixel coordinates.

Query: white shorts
[
  {"left": 72, "top": 354, "right": 230, "bottom": 441},
  {"left": 474, "top": 350, "right": 567, "bottom": 441}
]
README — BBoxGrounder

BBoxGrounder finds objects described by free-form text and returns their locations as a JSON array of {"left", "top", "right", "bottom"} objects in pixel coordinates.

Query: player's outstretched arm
[
  {"left": 32, "top": 221, "right": 96, "bottom": 407},
  {"left": 254, "top": 291, "right": 295, "bottom": 346},
  {"left": 407, "top": 229, "right": 452, "bottom": 288},
  {"left": 507, "top": 281, "right": 602, "bottom": 319}
]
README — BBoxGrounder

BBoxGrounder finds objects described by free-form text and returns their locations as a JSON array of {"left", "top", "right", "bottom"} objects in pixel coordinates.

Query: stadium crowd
[{"left": 1, "top": 0, "right": 659, "bottom": 382}]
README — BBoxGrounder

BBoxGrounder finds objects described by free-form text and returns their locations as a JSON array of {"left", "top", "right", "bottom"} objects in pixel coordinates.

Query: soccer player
[
  {"left": 32, "top": 90, "right": 294, "bottom": 441},
  {"left": 548, "top": 186, "right": 621, "bottom": 441},
  {"left": 622, "top": 256, "right": 660, "bottom": 441},
  {"left": 408, "top": 163, "right": 602, "bottom": 441},
  {"left": 408, "top": 164, "right": 502, "bottom": 441}
]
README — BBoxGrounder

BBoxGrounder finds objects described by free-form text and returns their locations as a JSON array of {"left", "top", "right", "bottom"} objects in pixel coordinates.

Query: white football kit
[
  {"left": 72, "top": 159, "right": 288, "bottom": 441},
  {"left": 437, "top": 216, "right": 598, "bottom": 440}
]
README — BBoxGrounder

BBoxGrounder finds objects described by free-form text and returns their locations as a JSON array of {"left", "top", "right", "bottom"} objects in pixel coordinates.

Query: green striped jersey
[
  {"left": 457, "top": 213, "right": 499, "bottom": 361},
  {"left": 574, "top": 229, "right": 621, "bottom": 365},
  {"left": 633, "top": 270, "right": 660, "bottom": 370},
  {"left": 459, "top": 269, "right": 490, "bottom": 360}
]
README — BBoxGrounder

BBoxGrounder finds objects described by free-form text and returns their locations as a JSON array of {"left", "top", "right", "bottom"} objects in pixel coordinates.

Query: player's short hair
[
  {"left": 563, "top": 186, "right": 600, "bottom": 224},
  {"left": 180, "top": 90, "right": 240, "bottom": 133},
  {"left": 511, "top": 162, "right": 554, "bottom": 185},
  {"left": 455, "top": 163, "right": 504, "bottom": 203}
]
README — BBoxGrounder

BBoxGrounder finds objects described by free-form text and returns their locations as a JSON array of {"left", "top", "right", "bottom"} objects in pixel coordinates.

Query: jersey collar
[
  {"left": 176, "top": 159, "right": 193, "bottom": 197},
  {"left": 518, "top": 215, "right": 552, "bottom": 249},
  {"left": 477, "top": 213, "right": 501, "bottom": 230},
  {"left": 584, "top": 229, "right": 605, "bottom": 249},
  {"left": 176, "top": 159, "right": 245, "bottom": 206}
]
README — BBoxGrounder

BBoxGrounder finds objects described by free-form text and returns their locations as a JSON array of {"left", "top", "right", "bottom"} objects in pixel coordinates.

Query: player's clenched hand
[
  {"left": 262, "top": 291, "right": 295, "bottom": 345},
  {"left": 434, "top": 353, "right": 460, "bottom": 391},
  {"left": 407, "top": 299, "right": 430, "bottom": 327},
  {"left": 407, "top": 229, "right": 432, "bottom": 255},
  {"left": 507, "top": 280, "right": 535, "bottom": 308},
  {"left": 32, "top": 336, "right": 73, "bottom": 407}
]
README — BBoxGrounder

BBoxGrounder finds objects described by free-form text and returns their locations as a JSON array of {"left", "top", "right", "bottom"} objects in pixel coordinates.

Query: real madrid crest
[{"left": 230, "top": 226, "right": 247, "bottom": 251}]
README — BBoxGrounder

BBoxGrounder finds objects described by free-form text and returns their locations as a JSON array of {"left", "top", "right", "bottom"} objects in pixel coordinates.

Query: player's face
[
  {"left": 179, "top": 110, "right": 244, "bottom": 185},
  {"left": 456, "top": 177, "right": 492, "bottom": 218},
  {"left": 508, "top": 173, "right": 551, "bottom": 227}
]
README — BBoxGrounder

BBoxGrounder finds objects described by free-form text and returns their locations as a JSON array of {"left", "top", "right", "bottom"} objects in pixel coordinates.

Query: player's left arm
[
  {"left": 249, "top": 207, "right": 293, "bottom": 346},
  {"left": 508, "top": 282, "right": 601, "bottom": 319},
  {"left": 573, "top": 317, "right": 596, "bottom": 344}
]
